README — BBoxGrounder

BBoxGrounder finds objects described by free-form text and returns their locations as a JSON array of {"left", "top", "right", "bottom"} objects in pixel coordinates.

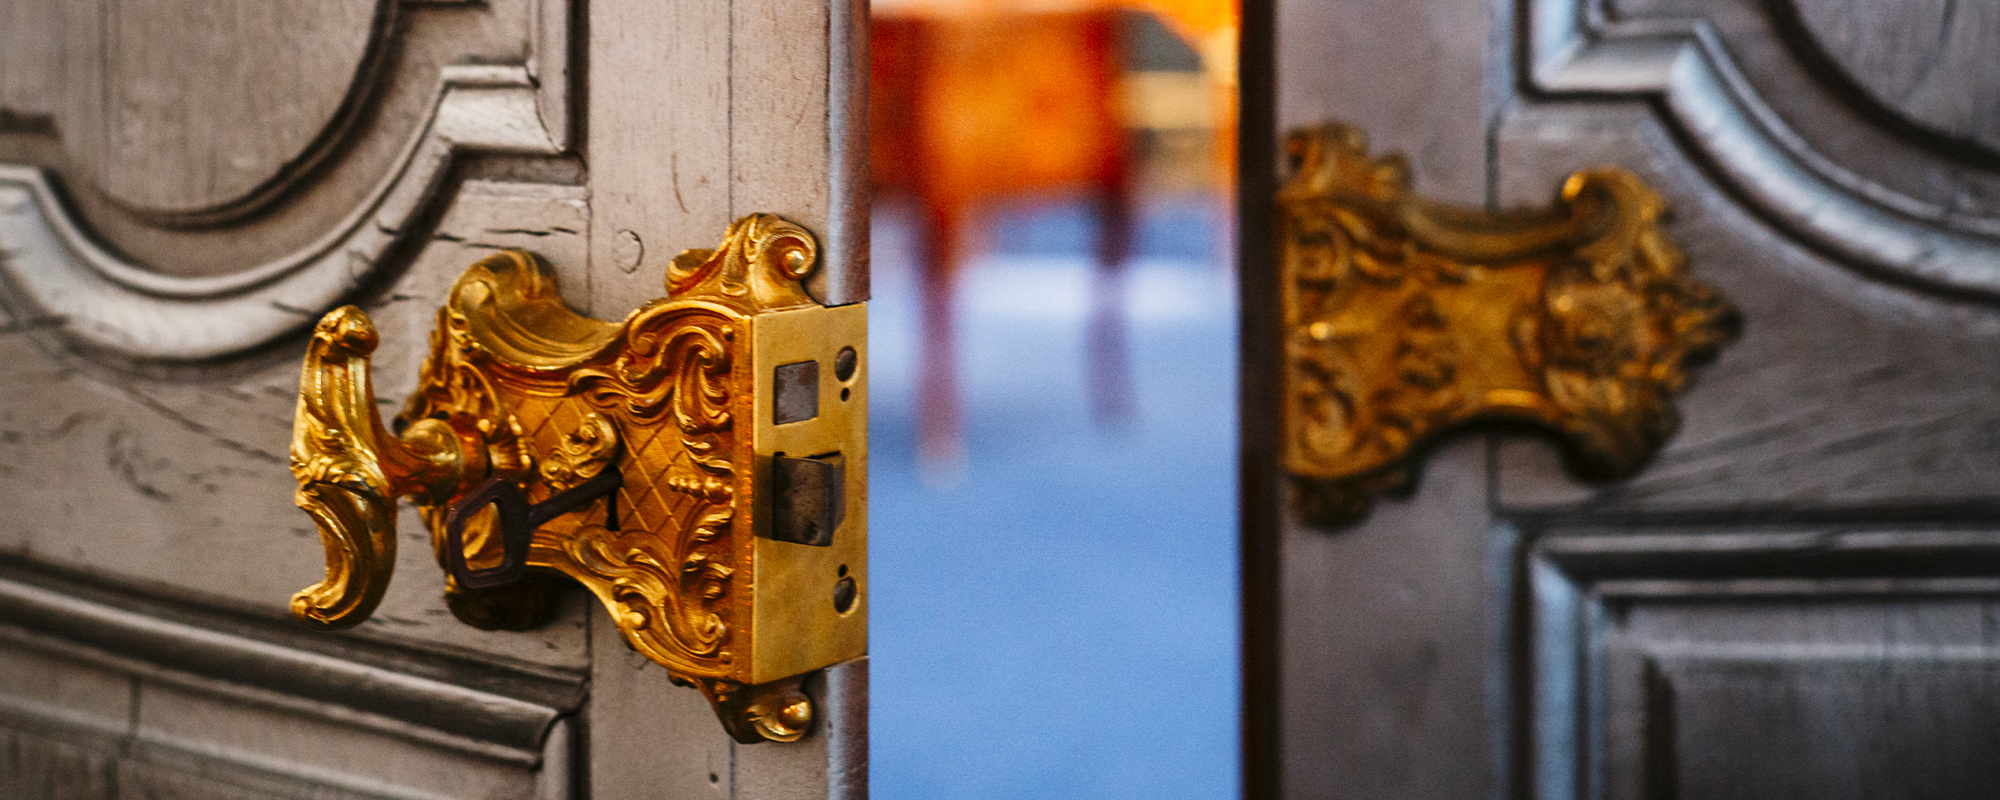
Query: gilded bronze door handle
[
  {"left": 288, "top": 214, "right": 866, "bottom": 743},
  {"left": 1278, "top": 124, "right": 1740, "bottom": 525}
]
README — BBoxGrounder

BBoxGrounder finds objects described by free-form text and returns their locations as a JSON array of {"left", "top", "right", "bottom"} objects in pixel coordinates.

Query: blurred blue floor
[{"left": 868, "top": 198, "right": 1240, "bottom": 799}]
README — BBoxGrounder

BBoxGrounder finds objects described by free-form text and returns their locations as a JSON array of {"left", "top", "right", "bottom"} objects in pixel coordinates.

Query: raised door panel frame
[
  {"left": 0, "top": 0, "right": 571, "bottom": 361},
  {"left": 1502, "top": 4, "right": 2000, "bottom": 792},
  {"left": 0, "top": 562, "right": 585, "bottom": 800},
  {"left": 1528, "top": 0, "right": 2000, "bottom": 299},
  {"left": 1526, "top": 525, "right": 2000, "bottom": 800}
]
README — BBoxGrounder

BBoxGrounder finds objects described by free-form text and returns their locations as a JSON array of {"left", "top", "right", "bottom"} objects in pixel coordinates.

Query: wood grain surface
[{"left": 1263, "top": 1, "right": 2000, "bottom": 797}]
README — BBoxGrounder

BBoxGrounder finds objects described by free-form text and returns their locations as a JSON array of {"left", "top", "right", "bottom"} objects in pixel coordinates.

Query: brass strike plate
[
  {"left": 749, "top": 300, "right": 867, "bottom": 687},
  {"left": 288, "top": 214, "right": 865, "bottom": 742},
  {"left": 1278, "top": 124, "right": 1740, "bottom": 525}
]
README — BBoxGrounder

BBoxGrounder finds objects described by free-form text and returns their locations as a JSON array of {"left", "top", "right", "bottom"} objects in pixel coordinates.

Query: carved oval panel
[
  {"left": 1787, "top": 0, "right": 2000, "bottom": 157},
  {"left": 1529, "top": 0, "right": 2000, "bottom": 298},
  {"left": 0, "top": 0, "right": 389, "bottom": 224}
]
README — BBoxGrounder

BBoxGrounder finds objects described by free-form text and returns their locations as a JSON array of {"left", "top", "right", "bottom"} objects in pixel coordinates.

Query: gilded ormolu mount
[
  {"left": 1280, "top": 124, "right": 1739, "bottom": 525},
  {"left": 289, "top": 214, "right": 868, "bottom": 742}
]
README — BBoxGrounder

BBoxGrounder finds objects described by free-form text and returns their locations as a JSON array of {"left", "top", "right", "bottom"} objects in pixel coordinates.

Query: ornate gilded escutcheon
[
  {"left": 288, "top": 214, "right": 866, "bottom": 742},
  {"left": 1279, "top": 124, "right": 1740, "bottom": 525}
]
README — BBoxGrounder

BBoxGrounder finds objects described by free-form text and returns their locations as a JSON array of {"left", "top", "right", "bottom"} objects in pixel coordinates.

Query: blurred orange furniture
[
  {"left": 873, "top": 10, "right": 1128, "bottom": 467},
  {"left": 872, "top": 1, "right": 1235, "bottom": 469}
]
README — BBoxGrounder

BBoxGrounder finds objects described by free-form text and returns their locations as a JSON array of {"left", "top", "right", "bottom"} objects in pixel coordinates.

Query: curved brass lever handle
[{"left": 289, "top": 307, "right": 469, "bottom": 629}]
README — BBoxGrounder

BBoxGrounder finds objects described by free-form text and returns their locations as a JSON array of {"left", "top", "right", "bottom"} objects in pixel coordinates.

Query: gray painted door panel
[
  {"left": 0, "top": 1, "right": 866, "bottom": 798},
  {"left": 1268, "top": 1, "right": 2000, "bottom": 797}
]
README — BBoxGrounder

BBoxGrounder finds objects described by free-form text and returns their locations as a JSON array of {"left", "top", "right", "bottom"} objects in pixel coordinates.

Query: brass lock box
[{"left": 288, "top": 215, "right": 865, "bottom": 742}]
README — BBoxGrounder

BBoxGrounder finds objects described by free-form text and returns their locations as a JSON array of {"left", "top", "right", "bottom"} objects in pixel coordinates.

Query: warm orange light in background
[
  {"left": 876, "top": 0, "right": 1238, "bottom": 39},
  {"left": 870, "top": 0, "right": 1239, "bottom": 471},
  {"left": 868, "top": 4, "right": 1243, "bottom": 793}
]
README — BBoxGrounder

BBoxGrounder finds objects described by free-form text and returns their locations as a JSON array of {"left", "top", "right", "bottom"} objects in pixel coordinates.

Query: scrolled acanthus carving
[
  {"left": 290, "top": 214, "right": 854, "bottom": 743},
  {"left": 1279, "top": 123, "right": 1740, "bottom": 525}
]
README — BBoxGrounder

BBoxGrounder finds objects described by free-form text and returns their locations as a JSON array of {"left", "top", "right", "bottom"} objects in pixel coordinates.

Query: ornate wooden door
[
  {"left": 0, "top": 1, "right": 867, "bottom": 797},
  {"left": 1247, "top": 0, "right": 2000, "bottom": 797}
]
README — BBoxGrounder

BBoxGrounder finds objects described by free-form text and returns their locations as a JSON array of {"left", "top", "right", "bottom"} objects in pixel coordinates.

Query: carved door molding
[
  {"left": 0, "top": 0, "right": 570, "bottom": 360},
  {"left": 1530, "top": 0, "right": 2000, "bottom": 299}
]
